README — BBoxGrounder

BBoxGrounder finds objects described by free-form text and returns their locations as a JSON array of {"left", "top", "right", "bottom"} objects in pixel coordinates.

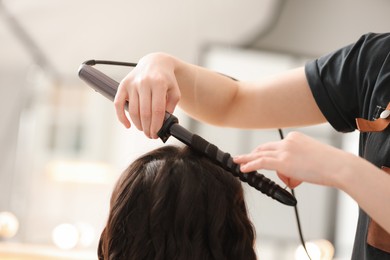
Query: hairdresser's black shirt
[{"left": 305, "top": 32, "right": 390, "bottom": 260}]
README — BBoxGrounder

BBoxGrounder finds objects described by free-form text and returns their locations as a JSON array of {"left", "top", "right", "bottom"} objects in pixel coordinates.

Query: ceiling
[
  {"left": 0, "top": 0, "right": 278, "bottom": 81},
  {"left": 0, "top": 0, "right": 389, "bottom": 87},
  {"left": 2, "top": 0, "right": 390, "bottom": 81}
]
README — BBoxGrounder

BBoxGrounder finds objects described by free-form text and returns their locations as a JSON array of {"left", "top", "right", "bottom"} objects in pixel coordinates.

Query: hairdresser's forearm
[
  {"left": 173, "top": 56, "right": 326, "bottom": 128},
  {"left": 173, "top": 58, "right": 242, "bottom": 125},
  {"left": 334, "top": 155, "right": 390, "bottom": 233}
]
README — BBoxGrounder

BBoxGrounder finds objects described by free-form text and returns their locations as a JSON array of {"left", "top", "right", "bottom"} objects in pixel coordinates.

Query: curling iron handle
[
  {"left": 78, "top": 64, "right": 118, "bottom": 102},
  {"left": 78, "top": 63, "right": 172, "bottom": 122}
]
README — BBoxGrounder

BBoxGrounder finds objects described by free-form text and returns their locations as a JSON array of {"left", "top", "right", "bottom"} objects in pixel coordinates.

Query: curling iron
[{"left": 78, "top": 60, "right": 297, "bottom": 207}]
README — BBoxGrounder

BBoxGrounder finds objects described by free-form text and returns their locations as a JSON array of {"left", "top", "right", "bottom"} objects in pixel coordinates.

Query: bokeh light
[{"left": 0, "top": 211, "right": 19, "bottom": 239}]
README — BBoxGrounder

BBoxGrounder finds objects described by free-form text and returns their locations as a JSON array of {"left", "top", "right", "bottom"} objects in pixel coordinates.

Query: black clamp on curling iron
[{"left": 78, "top": 60, "right": 297, "bottom": 207}]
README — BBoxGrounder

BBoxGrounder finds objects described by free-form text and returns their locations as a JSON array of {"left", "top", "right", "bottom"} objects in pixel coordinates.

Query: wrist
[
  {"left": 332, "top": 152, "right": 375, "bottom": 193},
  {"left": 327, "top": 151, "right": 358, "bottom": 191}
]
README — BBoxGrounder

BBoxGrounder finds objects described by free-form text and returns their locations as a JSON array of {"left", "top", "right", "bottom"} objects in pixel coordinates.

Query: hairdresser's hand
[
  {"left": 234, "top": 131, "right": 351, "bottom": 189},
  {"left": 114, "top": 53, "right": 181, "bottom": 139}
]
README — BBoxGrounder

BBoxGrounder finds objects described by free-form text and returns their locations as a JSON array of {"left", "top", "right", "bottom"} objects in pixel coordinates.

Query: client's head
[{"left": 98, "top": 145, "right": 256, "bottom": 260}]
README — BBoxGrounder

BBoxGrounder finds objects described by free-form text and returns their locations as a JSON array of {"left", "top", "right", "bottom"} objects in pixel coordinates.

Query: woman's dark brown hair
[{"left": 98, "top": 145, "right": 256, "bottom": 260}]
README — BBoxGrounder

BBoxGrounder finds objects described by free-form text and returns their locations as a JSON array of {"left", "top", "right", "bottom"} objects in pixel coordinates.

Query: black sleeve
[{"left": 305, "top": 32, "right": 390, "bottom": 132}]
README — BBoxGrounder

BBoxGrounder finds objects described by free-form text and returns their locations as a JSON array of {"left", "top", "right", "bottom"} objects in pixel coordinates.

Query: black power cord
[{"left": 278, "top": 129, "right": 312, "bottom": 260}]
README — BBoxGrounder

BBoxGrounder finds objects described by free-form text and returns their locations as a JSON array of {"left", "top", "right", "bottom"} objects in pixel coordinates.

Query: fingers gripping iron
[{"left": 78, "top": 60, "right": 297, "bottom": 206}]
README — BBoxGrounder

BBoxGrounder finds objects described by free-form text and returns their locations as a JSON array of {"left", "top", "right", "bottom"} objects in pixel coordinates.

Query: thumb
[{"left": 277, "top": 172, "right": 302, "bottom": 189}]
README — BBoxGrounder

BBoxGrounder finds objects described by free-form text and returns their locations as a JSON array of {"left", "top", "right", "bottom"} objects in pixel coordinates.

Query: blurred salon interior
[{"left": 0, "top": 0, "right": 389, "bottom": 259}]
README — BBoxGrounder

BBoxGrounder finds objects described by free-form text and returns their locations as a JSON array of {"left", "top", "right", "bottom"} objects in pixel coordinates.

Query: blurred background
[{"left": 0, "top": 0, "right": 389, "bottom": 259}]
